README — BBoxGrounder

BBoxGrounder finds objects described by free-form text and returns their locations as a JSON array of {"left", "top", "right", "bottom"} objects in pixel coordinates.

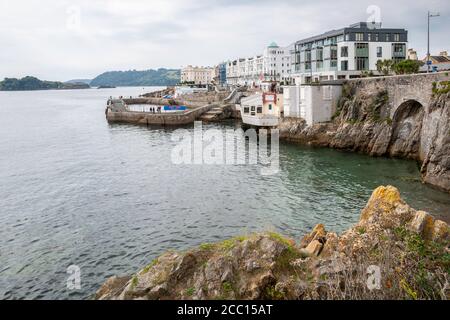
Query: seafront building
[
  {"left": 283, "top": 83, "right": 342, "bottom": 125},
  {"left": 290, "top": 22, "right": 409, "bottom": 84},
  {"left": 179, "top": 21, "right": 411, "bottom": 128},
  {"left": 238, "top": 22, "right": 410, "bottom": 128},
  {"left": 180, "top": 65, "right": 216, "bottom": 85},
  {"left": 225, "top": 42, "right": 294, "bottom": 87},
  {"left": 240, "top": 92, "right": 284, "bottom": 126}
]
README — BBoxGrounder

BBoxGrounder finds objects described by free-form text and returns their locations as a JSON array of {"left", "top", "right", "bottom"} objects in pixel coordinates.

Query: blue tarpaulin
[{"left": 163, "top": 106, "right": 187, "bottom": 111}]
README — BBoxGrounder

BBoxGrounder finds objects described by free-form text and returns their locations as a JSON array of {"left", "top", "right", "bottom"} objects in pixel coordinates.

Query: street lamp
[{"left": 427, "top": 11, "right": 440, "bottom": 73}]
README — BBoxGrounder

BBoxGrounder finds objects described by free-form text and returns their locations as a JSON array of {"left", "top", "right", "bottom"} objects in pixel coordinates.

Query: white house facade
[{"left": 283, "top": 84, "right": 342, "bottom": 126}]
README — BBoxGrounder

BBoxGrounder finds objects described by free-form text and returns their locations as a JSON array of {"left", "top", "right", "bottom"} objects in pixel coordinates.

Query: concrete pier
[{"left": 106, "top": 102, "right": 219, "bottom": 126}]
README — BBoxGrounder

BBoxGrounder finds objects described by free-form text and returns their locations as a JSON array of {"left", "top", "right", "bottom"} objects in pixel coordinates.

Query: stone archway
[{"left": 388, "top": 99, "right": 425, "bottom": 160}]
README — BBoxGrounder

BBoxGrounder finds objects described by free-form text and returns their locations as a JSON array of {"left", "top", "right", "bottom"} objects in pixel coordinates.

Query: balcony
[
  {"left": 392, "top": 51, "right": 406, "bottom": 58},
  {"left": 355, "top": 48, "right": 369, "bottom": 57}
]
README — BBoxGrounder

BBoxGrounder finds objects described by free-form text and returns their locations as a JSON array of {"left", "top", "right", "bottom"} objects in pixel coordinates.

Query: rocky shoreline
[
  {"left": 96, "top": 186, "right": 449, "bottom": 300},
  {"left": 279, "top": 87, "right": 450, "bottom": 193}
]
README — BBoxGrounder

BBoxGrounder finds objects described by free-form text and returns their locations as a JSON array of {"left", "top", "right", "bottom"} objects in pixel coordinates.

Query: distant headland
[
  {"left": 89, "top": 68, "right": 180, "bottom": 87},
  {"left": 0, "top": 76, "right": 90, "bottom": 91}
]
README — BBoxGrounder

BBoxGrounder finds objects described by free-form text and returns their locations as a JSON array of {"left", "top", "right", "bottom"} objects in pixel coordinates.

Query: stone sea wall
[
  {"left": 106, "top": 104, "right": 218, "bottom": 126},
  {"left": 96, "top": 186, "right": 449, "bottom": 300}
]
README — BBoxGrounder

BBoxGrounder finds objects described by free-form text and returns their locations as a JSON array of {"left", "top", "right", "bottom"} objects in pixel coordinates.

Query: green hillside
[{"left": 90, "top": 68, "right": 180, "bottom": 87}]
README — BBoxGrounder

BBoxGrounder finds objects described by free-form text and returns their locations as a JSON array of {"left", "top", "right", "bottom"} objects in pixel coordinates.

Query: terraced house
[{"left": 291, "top": 22, "right": 408, "bottom": 84}]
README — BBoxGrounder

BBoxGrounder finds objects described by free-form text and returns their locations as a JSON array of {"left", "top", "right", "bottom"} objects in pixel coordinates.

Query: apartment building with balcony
[{"left": 291, "top": 22, "right": 408, "bottom": 84}]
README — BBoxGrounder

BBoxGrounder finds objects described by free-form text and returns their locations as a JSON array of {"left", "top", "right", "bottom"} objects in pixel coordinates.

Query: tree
[
  {"left": 376, "top": 59, "right": 395, "bottom": 76},
  {"left": 393, "top": 60, "right": 423, "bottom": 75}
]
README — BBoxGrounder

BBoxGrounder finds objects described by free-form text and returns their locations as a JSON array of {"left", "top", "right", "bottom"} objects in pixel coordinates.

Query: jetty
[{"left": 105, "top": 87, "right": 244, "bottom": 126}]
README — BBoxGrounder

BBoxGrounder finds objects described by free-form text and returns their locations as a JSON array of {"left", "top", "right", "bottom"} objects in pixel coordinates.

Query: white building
[
  {"left": 181, "top": 65, "right": 215, "bottom": 85},
  {"left": 240, "top": 92, "right": 284, "bottom": 127},
  {"left": 225, "top": 42, "right": 294, "bottom": 87},
  {"left": 283, "top": 84, "right": 342, "bottom": 126},
  {"left": 291, "top": 22, "right": 408, "bottom": 84}
]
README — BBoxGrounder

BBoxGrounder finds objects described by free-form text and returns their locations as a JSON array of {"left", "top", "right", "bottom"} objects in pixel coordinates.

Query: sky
[{"left": 0, "top": 0, "right": 448, "bottom": 81}]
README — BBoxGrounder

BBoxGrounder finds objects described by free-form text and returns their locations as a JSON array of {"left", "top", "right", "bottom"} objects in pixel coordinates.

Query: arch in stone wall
[{"left": 388, "top": 99, "right": 425, "bottom": 160}]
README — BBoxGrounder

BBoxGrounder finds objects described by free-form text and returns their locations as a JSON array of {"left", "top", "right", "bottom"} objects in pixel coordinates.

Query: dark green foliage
[
  {"left": 393, "top": 60, "right": 423, "bottom": 75},
  {"left": 90, "top": 68, "right": 180, "bottom": 87},
  {"left": 376, "top": 59, "right": 424, "bottom": 76}
]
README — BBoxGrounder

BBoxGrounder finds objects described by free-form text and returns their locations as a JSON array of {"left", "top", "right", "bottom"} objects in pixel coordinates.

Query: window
[
  {"left": 356, "top": 57, "right": 369, "bottom": 70},
  {"left": 355, "top": 43, "right": 369, "bottom": 57},
  {"left": 345, "top": 34, "right": 350, "bottom": 41},
  {"left": 377, "top": 47, "right": 382, "bottom": 57},
  {"left": 257, "top": 107, "right": 262, "bottom": 114},
  {"left": 341, "top": 46, "right": 348, "bottom": 57},
  {"left": 268, "top": 104, "right": 273, "bottom": 110},
  {"left": 316, "top": 48, "right": 323, "bottom": 61},
  {"left": 375, "top": 33, "right": 379, "bottom": 41},
  {"left": 244, "top": 107, "right": 249, "bottom": 114},
  {"left": 368, "top": 33, "right": 372, "bottom": 41},
  {"left": 331, "top": 47, "right": 338, "bottom": 60},
  {"left": 341, "top": 60, "right": 348, "bottom": 71},
  {"left": 394, "top": 34, "right": 400, "bottom": 42},
  {"left": 355, "top": 33, "right": 364, "bottom": 41},
  {"left": 386, "top": 34, "right": 390, "bottom": 42}
]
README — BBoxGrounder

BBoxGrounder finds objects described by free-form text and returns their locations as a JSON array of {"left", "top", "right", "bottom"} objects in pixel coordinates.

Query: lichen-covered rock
[
  {"left": 359, "top": 186, "right": 412, "bottom": 229},
  {"left": 97, "top": 186, "right": 449, "bottom": 300}
]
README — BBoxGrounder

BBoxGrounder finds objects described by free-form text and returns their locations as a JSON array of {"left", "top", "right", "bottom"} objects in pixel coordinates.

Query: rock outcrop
[
  {"left": 96, "top": 186, "right": 449, "bottom": 300},
  {"left": 279, "top": 85, "right": 450, "bottom": 193}
]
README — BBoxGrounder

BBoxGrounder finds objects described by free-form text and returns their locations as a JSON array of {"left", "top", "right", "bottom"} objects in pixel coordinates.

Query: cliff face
[
  {"left": 279, "top": 86, "right": 450, "bottom": 193},
  {"left": 96, "top": 186, "right": 449, "bottom": 300}
]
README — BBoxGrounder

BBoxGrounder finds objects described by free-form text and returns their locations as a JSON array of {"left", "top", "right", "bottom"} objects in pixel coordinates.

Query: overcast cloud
[{"left": 0, "top": 0, "right": 448, "bottom": 81}]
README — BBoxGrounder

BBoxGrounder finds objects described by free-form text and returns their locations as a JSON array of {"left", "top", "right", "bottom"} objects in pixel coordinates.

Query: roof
[
  {"left": 295, "top": 22, "right": 407, "bottom": 45},
  {"left": 431, "top": 56, "right": 450, "bottom": 63},
  {"left": 422, "top": 55, "right": 450, "bottom": 63},
  {"left": 268, "top": 42, "right": 279, "bottom": 48}
]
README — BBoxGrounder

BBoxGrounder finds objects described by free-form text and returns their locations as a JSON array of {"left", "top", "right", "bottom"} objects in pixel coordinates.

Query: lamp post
[{"left": 427, "top": 11, "right": 440, "bottom": 73}]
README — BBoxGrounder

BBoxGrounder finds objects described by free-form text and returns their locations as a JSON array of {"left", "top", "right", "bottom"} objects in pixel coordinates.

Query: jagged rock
[
  {"left": 432, "top": 220, "right": 449, "bottom": 242},
  {"left": 321, "top": 232, "right": 339, "bottom": 257},
  {"left": 359, "top": 186, "right": 412, "bottom": 229},
  {"left": 300, "top": 224, "right": 327, "bottom": 248},
  {"left": 299, "top": 240, "right": 323, "bottom": 258},
  {"left": 95, "top": 275, "right": 131, "bottom": 300},
  {"left": 409, "top": 211, "right": 435, "bottom": 239}
]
